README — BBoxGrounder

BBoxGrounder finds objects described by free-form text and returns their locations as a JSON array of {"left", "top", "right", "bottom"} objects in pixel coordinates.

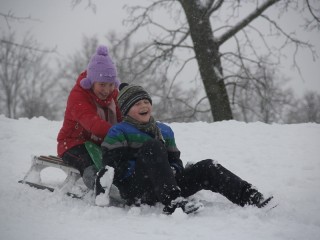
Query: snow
[{"left": 0, "top": 115, "right": 320, "bottom": 240}]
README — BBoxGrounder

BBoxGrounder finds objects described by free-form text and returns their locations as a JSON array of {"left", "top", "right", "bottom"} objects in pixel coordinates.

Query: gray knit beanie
[{"left": 117, "top": 83, "right": 152, "bottom": 116}]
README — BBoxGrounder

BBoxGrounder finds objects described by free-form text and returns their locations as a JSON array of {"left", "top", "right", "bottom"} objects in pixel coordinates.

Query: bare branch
[
  {"left": 260, "top": 13, "right": 317, "bottom": 79},
  {"left": 0, "top": 39, "right": 56, "bottom": 54},
  {"left": 217, "top": 0, "right": 280, "bottom": 45},
  {"left": 0, "top": 11, "right": 41, "bottom": 29},
  {"left": 70, "top": 0, "right": 96, "bottom": 13},
  {"left": 167, "top": 56, "right": 196, "bottom": 96},
  {"left": 154, "top": 29, "right": 191, "bottom": 50},
  {"left": 207, "top": 0, "right": 224, "bottom": 17},
  {"left": 306, "top": 0, "right": 320, "bottom": 22}
]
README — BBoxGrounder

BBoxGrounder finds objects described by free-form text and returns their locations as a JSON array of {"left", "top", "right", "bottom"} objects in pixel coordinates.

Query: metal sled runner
[
  {"left": 19, "top": 155, "right": 125, "bottom": 204},
  {"left": 19, "top": 155, "right": 82, "bottom": 195}
]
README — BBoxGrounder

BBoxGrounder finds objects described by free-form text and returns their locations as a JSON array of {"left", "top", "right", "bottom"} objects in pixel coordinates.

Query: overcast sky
[{"left": 1, "top": 0, "right": 319, "bottom": 97}]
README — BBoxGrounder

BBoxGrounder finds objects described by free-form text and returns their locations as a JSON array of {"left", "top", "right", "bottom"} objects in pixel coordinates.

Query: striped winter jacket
[{"left": 101, "top": 121, "right": 184, "bottom": 182}]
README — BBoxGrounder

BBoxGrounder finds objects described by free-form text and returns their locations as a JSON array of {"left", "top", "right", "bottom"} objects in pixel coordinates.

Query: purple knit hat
[{"left": 80, "top": 45, "right": 120, "bottom": 89}]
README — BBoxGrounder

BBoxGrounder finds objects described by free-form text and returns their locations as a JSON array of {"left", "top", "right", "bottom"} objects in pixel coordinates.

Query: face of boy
[
  {"left": 127, "top": 99, "right": 152, "bottom": 123},
  {"left": 92, "top": 82, "right": 115, "bottom": 100}
]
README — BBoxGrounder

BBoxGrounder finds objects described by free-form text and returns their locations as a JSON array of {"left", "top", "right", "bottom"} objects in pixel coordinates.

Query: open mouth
[{"left": 139, "top": 110, "right": 149, "bottom": 116}]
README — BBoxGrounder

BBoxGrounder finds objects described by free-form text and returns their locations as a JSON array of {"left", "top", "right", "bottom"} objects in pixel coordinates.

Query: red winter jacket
[{"left": 57, "top": 71, "right": 122, "bottom": 157}]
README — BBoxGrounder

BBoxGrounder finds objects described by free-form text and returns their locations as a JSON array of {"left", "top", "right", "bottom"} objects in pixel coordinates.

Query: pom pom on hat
[
  {"left": 96, "top": 45, "right": 108, "bottom": 56},
  {"left": 119, "top": 83, "right": 129, "bottom": 91},
  {"left": 80, "top": 45, "right": 120, "bottom": 89}
]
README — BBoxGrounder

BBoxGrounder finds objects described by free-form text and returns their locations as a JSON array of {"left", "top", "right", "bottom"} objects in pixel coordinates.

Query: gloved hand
[
  {"left": 122, "top": 160, "right": 136, "bottom": 179},
  {"left": 171, "top": 166, "right": 177, "bottom": 176}
]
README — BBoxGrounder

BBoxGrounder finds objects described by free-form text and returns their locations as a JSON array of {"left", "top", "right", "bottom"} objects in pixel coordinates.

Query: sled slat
[{"left": 35, "top": 155, "right": 80, "bottom": 174}]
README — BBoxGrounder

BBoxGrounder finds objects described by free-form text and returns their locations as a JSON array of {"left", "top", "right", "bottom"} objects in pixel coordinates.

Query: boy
[{"left": 97, "top": 84, "right": 273, "bottom": 214}]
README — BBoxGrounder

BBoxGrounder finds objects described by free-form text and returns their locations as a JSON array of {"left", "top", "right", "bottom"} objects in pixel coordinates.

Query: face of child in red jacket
[{"left": 92, "top": 82, "right": 115, "bottom": 100}]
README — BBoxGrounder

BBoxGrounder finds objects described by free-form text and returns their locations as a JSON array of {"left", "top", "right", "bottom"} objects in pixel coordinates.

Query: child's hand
[{"left": 171, "top": 166, "right": 177, "bottom": 176}]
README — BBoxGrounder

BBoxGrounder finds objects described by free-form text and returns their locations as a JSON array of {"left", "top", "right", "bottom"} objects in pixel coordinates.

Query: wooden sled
[
  {"left": 19, "top": 155, "right": 125, "bottom": 204},
  {"left": 19, "top": 155, "right": 82, "bottom": 194}
]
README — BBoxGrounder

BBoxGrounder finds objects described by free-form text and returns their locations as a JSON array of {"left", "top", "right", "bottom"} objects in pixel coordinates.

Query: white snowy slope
[{"left": 0, "top": 115, "right": 319, "bottom": 240}]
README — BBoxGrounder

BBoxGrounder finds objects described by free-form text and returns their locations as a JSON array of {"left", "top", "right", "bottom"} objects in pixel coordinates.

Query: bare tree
[
  {"left": 286, "top": 91, "right": 320, "bottom": 123},
  {"left": 0, "top": 32, "right": 58, "bottom": 119},
  {"left": 19, "top": 54, "right": 59, "bottom": 119},
  {"left": 1, "top": 10, "right": 55, "bottom": 53},
  {"left": 116, "top": 0, "right": 319, "bottom": 122},
  {"left": 0, "top": 32, "right": 28, "bottom": 118},
  {"left": 230, "top": 59, "right": 294, "bottom": 123}
]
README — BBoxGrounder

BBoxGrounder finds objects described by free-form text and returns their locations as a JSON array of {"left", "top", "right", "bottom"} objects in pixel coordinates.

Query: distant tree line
[
  {"left": 1, "top": 0, "right": 320, "bottom": 123},
  {"left": 0, "top": 31, "right": 319, "bottom": 123}
]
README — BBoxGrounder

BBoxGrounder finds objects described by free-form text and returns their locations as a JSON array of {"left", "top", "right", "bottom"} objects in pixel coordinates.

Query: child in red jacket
[{"left": 57, "top": 45, "right": 122, "bottom": 189}]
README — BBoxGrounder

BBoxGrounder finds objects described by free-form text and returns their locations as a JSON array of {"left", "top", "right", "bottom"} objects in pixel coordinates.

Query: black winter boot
[
  {"left": 163, "top": 197, "right": 204, "bottom": 215},
  {"left": 250, "top": 191, "right": 273, "bottom": 208},
  {"left": 241, "top": 186, "right": 273, "bottom": 208}
]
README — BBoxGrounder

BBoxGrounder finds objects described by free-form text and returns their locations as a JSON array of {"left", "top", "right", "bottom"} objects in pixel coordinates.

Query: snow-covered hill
[{"left": 0, "top": 115, "right": 319, "bottom": 240}]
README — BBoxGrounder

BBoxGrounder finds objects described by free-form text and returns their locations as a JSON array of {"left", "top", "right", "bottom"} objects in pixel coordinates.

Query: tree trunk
[{"left": 179, "top": 0, "right": 233, "bottom": 121}]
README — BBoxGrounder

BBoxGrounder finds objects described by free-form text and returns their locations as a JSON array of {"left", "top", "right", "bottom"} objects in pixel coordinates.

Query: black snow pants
[
  {"left": 61, "top": 144, "right": 97, "bottom": 189},
  {"left": 114, "top": 139, "right": 251, "bottom": 206}
]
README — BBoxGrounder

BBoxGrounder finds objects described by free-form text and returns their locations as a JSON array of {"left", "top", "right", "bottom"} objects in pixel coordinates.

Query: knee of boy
[{"left": 122, "top": 160, "right": 136, "bottom": 180}]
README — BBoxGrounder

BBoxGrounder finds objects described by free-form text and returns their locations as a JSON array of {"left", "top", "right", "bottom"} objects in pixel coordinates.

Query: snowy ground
[{"left": 0, "top": 115, "right": 319, "bottom": 240}]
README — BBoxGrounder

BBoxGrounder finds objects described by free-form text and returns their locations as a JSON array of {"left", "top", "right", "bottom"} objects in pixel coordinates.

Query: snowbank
[{"left": 0, "top": 115, "right": 319, "bottom": 240}]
